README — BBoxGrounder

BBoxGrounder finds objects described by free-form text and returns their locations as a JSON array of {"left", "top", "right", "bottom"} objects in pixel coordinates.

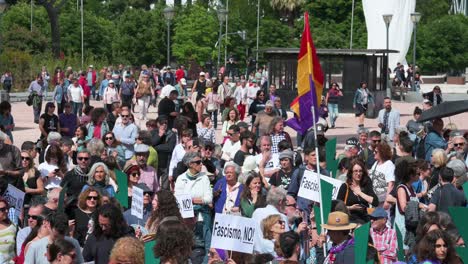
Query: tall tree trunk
[{"left": 46, "top": 6, "right": 61, "bottom": 58}]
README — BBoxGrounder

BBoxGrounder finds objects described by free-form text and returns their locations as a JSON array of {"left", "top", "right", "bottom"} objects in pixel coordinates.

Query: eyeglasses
[
  {"left": 454, "top": 143, "right": 465, "bottom": 147},
  {"left": 353, "top": 169, "right": 363, "bottom": 173},
  {"left": 121, "top": 115, "right": 129, "bottom": 118},
  {"left": 77, "top": 157, "right": 90, "bottom": 161},
  {"left": 28, "top": 215, "right": 43, "bottom": 220},
  {"left": 372, "top": 140, "right": 381, "bottom": 143},
  {"left": 87, "top": 196, "right": 99, "bottom": 201},
  {"left": 204, "top": 148, "right": 213, "bottom": 151},
  {"left": 435, "top": 243, "right": 448, "bottom": 249},
  {"left": 105, "top": 137, "right": 114, "bottom": 140},
  {"left": 190, "top": 160, "right": 202, "bottom": 165},
  {"left": 130, "top": 172, "right": 140, "bottom": 177},
  {"left": 21, "top": 156, "right": 31, "bottom": 161},
  {"left": 0, "top": 207, "right": 8, "bottom": 212}
]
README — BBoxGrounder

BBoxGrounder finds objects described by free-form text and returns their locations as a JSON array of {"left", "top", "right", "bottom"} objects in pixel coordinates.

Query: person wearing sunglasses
[
  {"left": 359, "top": 130, "right": 382, "bottom": 169},
  {"left": 71, "top": 187, "right": 102, "bottom": 246},
  {"left": 21, "top": 151, "right": 44, "bottom": 206},
  {"left": 260, "top": 214, "right": 286, "bottom": 257},
  {"left": 174, "top": 152, "right": 213, "bottom": 254},
  {"left": 112, "top": 109, "right": 138, "bottom": 161},
  {"left": 61, "top": 149, "right": 91, "bottom": 204},
  {"left": 0, "top": 197, "right": 16, "bottom": 263},
  {"left": 26, "top": 212, "right": 84, "bottom": 264}
]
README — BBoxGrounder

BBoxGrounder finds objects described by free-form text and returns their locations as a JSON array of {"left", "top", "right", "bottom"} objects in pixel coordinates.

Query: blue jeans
[
  {"left": 211, "top": 110, "right": 218, "bottom": 129},
  {"left": 72, "top": 102, "right": 83, "bottom": 117},
  {"left": 328, "top": 103, "right": 339, "bottom": 126},
  {"left": 193, "top": 205, "right": 212, "bottom": 256}
]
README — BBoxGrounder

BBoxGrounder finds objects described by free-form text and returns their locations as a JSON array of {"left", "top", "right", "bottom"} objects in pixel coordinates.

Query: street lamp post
[
  {"left": 382, "top": 14, "right": 393, "bottom": 97},
  {"left": 163, "top": 6, "right": 175, "bottom": 67},
  {"left": 410, "top": 12, "right": 421, "bottom": 91},
  {"left": 216, "top": 7, "right": 227, "bottom": 74},
  {"left": 256, "top": 0, "right": 260, "bottom": 70}
]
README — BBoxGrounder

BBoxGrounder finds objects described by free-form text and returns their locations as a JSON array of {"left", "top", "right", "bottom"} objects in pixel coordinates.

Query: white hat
[
  {"left": 180, "top": 78, "right": 187, "bottom": 85},
  {"left": 109, "top": 80, "right": 115, "bottom": 84},
  {"left": 199, "top": 72, "right": 206, "bottom": 76},
  {"left": 88, "top": 65, "right": 94, "bottom": 68},
  {"left": 134, "top": 144, "right": 149, "bottom": 153}
]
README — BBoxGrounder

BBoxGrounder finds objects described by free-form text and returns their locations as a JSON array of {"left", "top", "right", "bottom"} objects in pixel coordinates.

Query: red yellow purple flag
[{"left": 285, "top": 12, "right": 324, "bottom": 135}]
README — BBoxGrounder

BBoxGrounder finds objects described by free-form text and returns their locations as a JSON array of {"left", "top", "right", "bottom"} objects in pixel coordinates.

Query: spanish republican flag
[{"left": 286, "top": 12, "right": 324, "bottom": 135}]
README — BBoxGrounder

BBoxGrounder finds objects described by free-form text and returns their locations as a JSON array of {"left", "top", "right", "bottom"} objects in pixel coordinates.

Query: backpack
[{"left": 415, "top": 135, "right": 426, "bottom": 159}]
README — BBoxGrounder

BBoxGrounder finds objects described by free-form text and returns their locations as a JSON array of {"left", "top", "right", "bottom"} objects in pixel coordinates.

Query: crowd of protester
[{"left": 0, "top": 63, "right": 466, "bottom": 264}]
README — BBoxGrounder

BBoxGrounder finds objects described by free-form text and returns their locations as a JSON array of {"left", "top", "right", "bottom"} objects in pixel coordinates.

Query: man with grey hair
[
  {"left": 253, "top": 100, "right": 276, "bottom": 137},
  {"left": 252, "top": 187, "right": 290, "bottom": 253},
  {"left": 447, "top": 159, "right": 467, "bottom": 190},
  {"left": 213, "top": 162, "right": 243, "bottom": 214},
  {"left": 61, "top": 149, "right": 91, "bottom": 204},
  {"left": 448, "top": 135, "right": 468, "bottom": 167},
  {"left": 16, "top": 202, "right": 45, "bottom": 256}
]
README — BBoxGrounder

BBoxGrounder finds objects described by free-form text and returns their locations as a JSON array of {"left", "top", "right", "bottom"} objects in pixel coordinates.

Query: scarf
[
  {"left": 186, "top": 170, "right": 200, "bottom": 181},
  {"left": 74, "top": 166, "right": 88, "bottom": 183},
  {"left": 327, "top": 237, "right": 354, "bottom": 264}
]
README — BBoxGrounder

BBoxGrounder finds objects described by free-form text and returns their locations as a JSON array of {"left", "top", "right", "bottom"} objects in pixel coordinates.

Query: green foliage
[
  {"left": 172, "top": 4, "right": 218, "bottom": 65},
  {"left": 111, "top": 7, "right": 166, "bottom": 65},
  {"left": 0, "top": 49, "right": 33, "bottom": 90},
  {"left": 415, "top": 14, "right": 468, "bottom": 75},
  {"left": 3, "top": 25, "right": 49, "bottom": 53},
  {"left": 259, "top": 18, "right": 293, "bottom": 48}
]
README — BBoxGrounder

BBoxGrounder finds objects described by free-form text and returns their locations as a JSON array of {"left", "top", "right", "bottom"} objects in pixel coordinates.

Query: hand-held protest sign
[
  {"left": 176, "top": 194, "right": 195, "bottom": 218},
  {"left": 326, "top": 137, "right": 339, "bottom": 178},
  {"left": 115, "top": 169, "right": 129, "bottom": 208},
  {"left": 297, "top": 170, "right": 342, "bottom": 203},
  {"left": 449, "top": 207, "right": 468, "bottom": 264},
  {"left": 354, "top": 222, "right": 370, "bottom": 264},
  {"left": 211, "top": 213, "right": 256, "bottom": 254},
  {"left": 131, "top": 186, "right": 144, "bottom": 219},
  {"left": 3, "top": 184, "right": 25, "bottom": 216}
]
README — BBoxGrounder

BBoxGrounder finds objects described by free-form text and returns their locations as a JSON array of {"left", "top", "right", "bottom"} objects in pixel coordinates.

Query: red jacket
[
  {"left": 79, "top": 76, "right": 90, "bottom": 97},
  {"left": 175, "top": 69, "right": 185, "bottom": 82}
]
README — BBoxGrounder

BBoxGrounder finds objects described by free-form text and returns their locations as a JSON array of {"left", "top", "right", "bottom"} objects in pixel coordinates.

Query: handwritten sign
[
  {"left": 297, "top": 171, "right": 342, "bottom": 202},
  {"left": 3, "top": 184, "right": 25, "bottom": 217},
  {"left": 176, "top": 194, "right": 194, "bottom": 218},
  {"left": 131, "top": 186, "right": 144, "bottom": 219},
  {"left": 211, "top": 213, "right": 256, "bottom": 254}
]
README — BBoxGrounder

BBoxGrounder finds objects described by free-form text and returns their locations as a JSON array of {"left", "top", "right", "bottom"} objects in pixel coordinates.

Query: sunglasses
[
  {"left": 0, "top": 207, "right": 8, "bottom": 212},
  {"left": 454, "top": 143, "right": 465, "bottom": 147},
  {"left": 190, "top": 160, "right": 202, "bottom": 165},
  {"left": 105, "top": 137, "right": 114, "bottom": 140},
  {"left": 372, "top": 140, "right": 381, "bottom": 143},
  {"left": 276, "top": 220, "right": 285, "bottom": 225},
  {"left": 28, "top": 215, "right": 43, "bottom": 220},
  {"left": 121, "top": 115, "right": 129, "bottom": 118},
  {"left": 87, "top": 196, "right": 99, "bottom": 201},
  {"left": 21, "top": 156, "right": 31, "bottom": 161},
  {"left": 130, "top": 172, "right": 140, "bottom": 177},
  {"left": 77, "top": 157, "right": 90, "bottom": 161}
]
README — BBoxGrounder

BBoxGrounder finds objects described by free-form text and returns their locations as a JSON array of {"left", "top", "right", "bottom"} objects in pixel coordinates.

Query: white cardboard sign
[
  {"left": 176, "top": 194, "right": 195, "bottom": 219},
  {"left": 211, "top": 213, "right": 256, "bottom": 254},
  {"left": 297, "top": 170, "right": 342, "bottom": 202},
  {"left": 131, "top": 186, "right": 144, "bottom": 219},
  {"left": 3, "top": 184, "right": 25, "bottom": 216}
]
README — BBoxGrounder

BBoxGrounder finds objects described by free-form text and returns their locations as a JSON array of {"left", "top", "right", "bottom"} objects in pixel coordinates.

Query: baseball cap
[
  {"left": 199, "top": 72, "right": 205, "bottom": 76},
  {"left": 346, "top": 137, "right": 359, "bottom": 147},
  {"left": 369, "top": 207, "right": 387, "bottom": 219}
]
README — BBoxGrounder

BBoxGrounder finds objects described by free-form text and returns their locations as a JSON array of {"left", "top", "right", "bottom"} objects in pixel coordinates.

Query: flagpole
[{"left": 311, "top": 105, "right": 327, "bottom": 256}]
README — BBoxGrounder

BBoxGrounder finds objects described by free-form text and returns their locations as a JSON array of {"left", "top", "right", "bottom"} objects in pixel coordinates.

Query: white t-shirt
[
  {"left": 255, "top": 153, "right": 280, "bottom": 173},
  {"left": 68, "top": 85, "right": 83, "bottom": 103},
  {"left": 370, "top": 160, "right": 395, "bottom": 202},
  {"left": 160, "top": 84, "right": 175, "bottom": 98},
  {"left": 221, "top": 139, "right": 241, "bottom": 161},
  {"left": 37, "top": 162, "right": 61, "bottom": 190}
]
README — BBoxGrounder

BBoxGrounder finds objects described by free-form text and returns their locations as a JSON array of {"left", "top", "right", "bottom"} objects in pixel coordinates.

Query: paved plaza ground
[{"left": 8, "top": 86, "right": 468, "bottom": 153}]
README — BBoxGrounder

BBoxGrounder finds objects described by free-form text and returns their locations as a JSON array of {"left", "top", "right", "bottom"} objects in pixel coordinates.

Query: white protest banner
[
  {"left": 176, "top": 194, "right": 194, "bottom": 218},
  {"left": 211, "top": 213, "right": 256, "bottom": 254},
  {"left": 3, "top": 184, "right": 25, "bottom": 216},
  {"left": 297, "top": 171, "right": 342, "bottom": 202},
  {"left": 131, "top": 186, "right": 144, "bottom": 219}
]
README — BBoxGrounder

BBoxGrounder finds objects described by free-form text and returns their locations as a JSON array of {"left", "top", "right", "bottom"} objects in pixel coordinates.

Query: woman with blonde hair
[
  {"left": 109, "top": 237, "right": 144, "bottom": 264},
  {"left": 21, "top": 151, "right": 44, "bottom": 205},
  {"left": 134, "top": 73, "right": 154, "bottom": 120},
  {"left": 261, "top": 214, "right": 286, "bottom": 256},
  {"left": 429, "top": 148, "right": 448, "bottom": 189}
]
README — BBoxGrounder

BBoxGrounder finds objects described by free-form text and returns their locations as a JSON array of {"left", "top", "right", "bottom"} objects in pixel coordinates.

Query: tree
[
  {"left": 270, "top": 0, "right": 305, "bottom": 29},
  {"left": 172, "top": 4, "right": 218, "bottom": 65},
  {"left": 36, "top": 0, "right": 68, "bottom": 58},
  {"left": 415, "top": 14, "right": 468, "bottom": 75}
]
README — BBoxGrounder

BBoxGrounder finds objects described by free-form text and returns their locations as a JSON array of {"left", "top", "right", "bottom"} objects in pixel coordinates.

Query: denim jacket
[{"left": 353, "top": 88, "right": 373, "bottom": 106}]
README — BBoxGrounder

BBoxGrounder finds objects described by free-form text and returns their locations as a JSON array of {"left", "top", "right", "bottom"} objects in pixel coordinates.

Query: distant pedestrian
[{"left": 353, "top": 81, "right": 373, "bottom": 129}]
